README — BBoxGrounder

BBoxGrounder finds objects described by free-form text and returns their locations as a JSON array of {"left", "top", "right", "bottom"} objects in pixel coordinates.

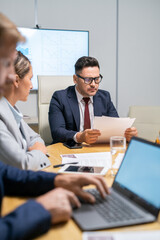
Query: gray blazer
[{"left": 0, "top": 97, "right": 51, "bottom": 170}]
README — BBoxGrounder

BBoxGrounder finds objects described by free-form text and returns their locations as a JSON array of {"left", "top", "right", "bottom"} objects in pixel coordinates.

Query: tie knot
[{"left": 83, "top": 97, "right": 90, "bottom": 104}]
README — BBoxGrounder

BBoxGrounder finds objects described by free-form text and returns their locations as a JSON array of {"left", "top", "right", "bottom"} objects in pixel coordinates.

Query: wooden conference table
[{"left": 2, "top": 143, "right": 160, "bottom": 240}]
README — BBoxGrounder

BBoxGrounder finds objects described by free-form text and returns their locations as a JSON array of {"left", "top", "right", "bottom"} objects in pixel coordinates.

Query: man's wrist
[
  {"left": 73, "top": 133, "right": 78, "bottom": 143},
  {"left": 54, "top": 174, "right": 65, "bottom": 188},
  {"left": 76, "top": 132, "right": 83, "bottom": 143}
]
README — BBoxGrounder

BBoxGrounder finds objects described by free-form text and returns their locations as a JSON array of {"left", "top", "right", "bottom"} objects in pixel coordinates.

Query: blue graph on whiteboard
[{"left": 18, "top": 47, "right": 29, "bottom": 56}]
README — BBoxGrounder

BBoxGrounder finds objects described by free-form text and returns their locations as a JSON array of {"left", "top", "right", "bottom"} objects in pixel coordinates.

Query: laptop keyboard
[{"left": 85, "top": 189, "right": 143, "bottom": 222}]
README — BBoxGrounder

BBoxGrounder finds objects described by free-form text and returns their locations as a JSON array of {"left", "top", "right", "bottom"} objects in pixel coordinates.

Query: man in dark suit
[
  {"left": 49, "top": 56, "right": 138, "bottom": 144},
  {"left": 0, "top": 13, "right": 109, "bottom": 240},
  {"left": 0, "top": 161, "right": 109, "bottom": 240}
]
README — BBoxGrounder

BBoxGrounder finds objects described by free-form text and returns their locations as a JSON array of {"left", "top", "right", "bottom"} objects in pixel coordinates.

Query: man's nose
[
  {"left": 9, "top": 63, "right": 15, "bottom": 75},
  {"left": 6, "top": 64, "right": 16, "bottom": 83},
  {"left": 90, "top": 79, "right": 96, "bottom": 87},
  {"left": 6, "top": 73, "right": 16, "bottom": 83}
]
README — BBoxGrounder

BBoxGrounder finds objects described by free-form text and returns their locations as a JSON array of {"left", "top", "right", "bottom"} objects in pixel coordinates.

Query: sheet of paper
[
  {"left": 83, "top": 230, "right": 160, "bottom": 240},
  {"left": 112, "top": 153, "right": 124, "bottom": 169},
  {"left": 61, "top": 152, "right": 111, "bottom": 169},
  {"left": 94, "top": 116, "right": 135, "bottom": 143}
]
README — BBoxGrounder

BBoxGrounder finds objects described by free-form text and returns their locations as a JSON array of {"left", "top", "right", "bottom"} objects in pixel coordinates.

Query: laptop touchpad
[{"left": 73, "top": 205, "right": 107, "bottom": 231}]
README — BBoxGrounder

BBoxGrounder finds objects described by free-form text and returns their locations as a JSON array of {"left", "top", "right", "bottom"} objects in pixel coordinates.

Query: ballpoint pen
[{"left": 53, "top": 162, "right": 78, "bottom": 168}]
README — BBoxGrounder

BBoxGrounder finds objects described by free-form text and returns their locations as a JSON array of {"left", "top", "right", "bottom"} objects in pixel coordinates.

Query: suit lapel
[
  {"left": 93, "top": 91, "right": 103, "bottom": 116},
  {"left": 0, "top": 98, "right": 25, "bottom": 147},
  {"left": 67, "top": 87, "right": 80, "bottom": 130},
  {"left": 20, "top": 121, "right": 29, "bottom": 149}
]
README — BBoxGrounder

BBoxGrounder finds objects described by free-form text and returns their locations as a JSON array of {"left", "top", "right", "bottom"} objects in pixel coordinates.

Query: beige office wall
[
  {"left": 0, "top": 0, "right": 117, "bottom": 117},
  {"left": 118, "top": 0, "right": 160, "bottom": 116},
  {"left": 0, "top": 0, "right": 37, "bottom": 117},
  {"left": 0, "top": 0, "right": 160, "bottom": 118},
  {"left": 38, "top": 0, "right": 117, "bottom": 102},
  {"left": 0, "top": 0, "right": 34, "bottom": 27}
]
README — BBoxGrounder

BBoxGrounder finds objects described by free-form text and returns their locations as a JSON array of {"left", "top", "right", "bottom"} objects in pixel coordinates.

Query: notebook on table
[{"left": 72, "top": 137, "right": 160, "bottom": 231}]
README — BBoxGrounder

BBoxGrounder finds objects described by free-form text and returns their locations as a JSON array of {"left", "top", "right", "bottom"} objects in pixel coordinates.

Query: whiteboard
[{"left": 17, "top": 27, "right": 89, "bottom": 89}]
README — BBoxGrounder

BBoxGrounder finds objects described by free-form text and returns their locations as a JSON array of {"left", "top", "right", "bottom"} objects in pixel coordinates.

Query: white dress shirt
[{"left": 73, "top": 86, "right": 94, "bottom": 142}]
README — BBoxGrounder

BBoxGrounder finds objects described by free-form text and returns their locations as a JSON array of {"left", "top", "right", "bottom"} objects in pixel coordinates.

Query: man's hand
[
  {"left": 124, "top": 127, "right": 138, "bottom": 142},
  {"left": 54, "top": 174, "right": 110, "bottom": 203},
  {"left": 76, "top": 129, "right": 101, "bottom": 144},
  {"left": 28, "top": 142, "right": 47, "bottom": 155},
  {"left": 36, "top": 188, "right": 81, "bottom": 224}
]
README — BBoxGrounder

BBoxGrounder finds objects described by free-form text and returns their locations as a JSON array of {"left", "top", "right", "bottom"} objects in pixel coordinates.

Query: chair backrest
[
  {"left": 128, "top": 106, "right": 160, "bottom": 141},
  {"left": 38, "top": 75, "right": 73, "bottom": 145}
]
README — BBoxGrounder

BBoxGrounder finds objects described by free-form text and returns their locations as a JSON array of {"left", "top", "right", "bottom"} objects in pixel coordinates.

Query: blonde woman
[{"left": 0, "top": 51, "right": 50, "bottom": 170}]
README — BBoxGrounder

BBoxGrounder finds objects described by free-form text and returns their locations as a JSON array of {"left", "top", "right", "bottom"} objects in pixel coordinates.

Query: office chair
[
  {"left": 38, "top": 75, "right": 73, "bottom": 145},
  {"left": 128, "top": 105, "right": 160, "bottom": 141}
]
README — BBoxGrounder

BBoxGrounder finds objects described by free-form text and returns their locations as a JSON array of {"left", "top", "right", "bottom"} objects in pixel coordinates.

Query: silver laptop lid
[{"left": 113, "top": 137, "right": 160, "bottom": 214}]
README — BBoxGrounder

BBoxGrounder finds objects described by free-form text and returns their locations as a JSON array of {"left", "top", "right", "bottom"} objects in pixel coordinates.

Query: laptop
[{"left": 72, "top": 137, "right": 160, "bottom": 231}]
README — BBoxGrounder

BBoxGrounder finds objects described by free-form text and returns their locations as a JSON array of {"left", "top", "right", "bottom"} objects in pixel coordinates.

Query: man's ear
[
  {"left": 73, "top": 74, "right": 77, "bottom": 84},
  {"left": 13, "top": 74, "right": 20, "bottom": 88}
]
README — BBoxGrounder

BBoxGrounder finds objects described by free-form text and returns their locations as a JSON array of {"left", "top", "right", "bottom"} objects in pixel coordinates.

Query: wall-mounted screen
[{"left": 17, "top": 27, "right": 89, "bottom": 89}]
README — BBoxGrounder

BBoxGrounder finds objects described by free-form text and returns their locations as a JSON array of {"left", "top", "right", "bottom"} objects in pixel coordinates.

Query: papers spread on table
[
  {"left": 94, "top": 116, "right": 135, "bottom": 143},
  {"left": 61, "top": 152, "right": 111, "bottom": 169},
  {"left": 83, "top": 230, "right": 160, "bottom": 240},
  {"left": 61, "top": 152, "right": 124, "bottom": 170},
  {"left": 112, "top": 153, "right": 124, "bottom": 169}
]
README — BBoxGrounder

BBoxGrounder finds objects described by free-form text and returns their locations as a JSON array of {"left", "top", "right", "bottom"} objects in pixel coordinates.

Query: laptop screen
[{"left": 115, "top": 138, "right": 160, "bottom": 209}]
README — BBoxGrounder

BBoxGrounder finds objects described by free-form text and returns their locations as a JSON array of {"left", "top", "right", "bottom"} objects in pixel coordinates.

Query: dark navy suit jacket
[
  {"left": 49, "top": 85, "right": 119, "bottom": 143},
  {"left": 0, "top": 161, "right": 57, "bottom": 240}
]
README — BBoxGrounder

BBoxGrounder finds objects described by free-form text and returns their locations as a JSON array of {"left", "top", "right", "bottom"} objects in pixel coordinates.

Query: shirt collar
[
  {"left": 75, "top": 86, "right": 93, "bottom": 104},
  {"left": 4, "top": 97, "right": 23, "bottom": 127}
]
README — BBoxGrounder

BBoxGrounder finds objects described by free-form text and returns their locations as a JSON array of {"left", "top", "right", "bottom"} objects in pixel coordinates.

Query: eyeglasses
[{"left": 76, "top": 74, "right": 103, "bottom": 85}]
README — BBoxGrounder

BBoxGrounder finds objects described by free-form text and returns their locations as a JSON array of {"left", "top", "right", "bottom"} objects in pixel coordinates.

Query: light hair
[
  {"left": 0, "top": 13, "right": 25, "bottom": 51},
  {"left": 15, "top": 51, "right": 31, "bottom": 79}
]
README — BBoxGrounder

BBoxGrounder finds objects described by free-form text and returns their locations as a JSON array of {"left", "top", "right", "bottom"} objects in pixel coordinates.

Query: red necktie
[{"left": 83, "top": 97, "right": 91, "bottom": 130}]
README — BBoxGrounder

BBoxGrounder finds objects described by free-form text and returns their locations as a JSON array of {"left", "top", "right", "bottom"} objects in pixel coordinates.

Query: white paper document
[
  {"left": 112, "top": 153, "right": 124, "bottom": 169},
  {"left": 61, "top": 152, "right": 124, "bottom": 170},
  {"left": 94, "top": 116, "right": 135, "bottom": 143},
  {"left": 83, "top": 230, "right": 160, "bottom": 240},
  {"left": 61, "top": 152, "right": 111, "bottom": 169}
]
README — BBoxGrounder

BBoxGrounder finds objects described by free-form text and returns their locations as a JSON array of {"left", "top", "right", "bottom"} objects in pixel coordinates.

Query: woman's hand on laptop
[{"left": 54, "top": 174, "right": 110, "bottom": 204}]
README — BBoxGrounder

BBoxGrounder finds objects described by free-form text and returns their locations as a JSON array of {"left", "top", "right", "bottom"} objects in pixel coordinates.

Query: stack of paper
[
  {"left": 112, "top": 153, "right": 124, "bottom": 169},
  {"left": 94, "top": 116, "right": 135, "bottom": 142},
  {"left": 61, "top": 152, "right": 112, "bottom": 169},
  {"left": 61, "top": 152, "right": 124, "bottom": 170},
  {"left": 83, "top": 230, "right": 160, "bottom": 240}
]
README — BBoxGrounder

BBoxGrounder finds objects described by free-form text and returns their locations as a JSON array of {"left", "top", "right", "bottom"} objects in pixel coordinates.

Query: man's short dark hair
[{"left": 75, "top": 56, "right": 100, "bottom": 73}]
